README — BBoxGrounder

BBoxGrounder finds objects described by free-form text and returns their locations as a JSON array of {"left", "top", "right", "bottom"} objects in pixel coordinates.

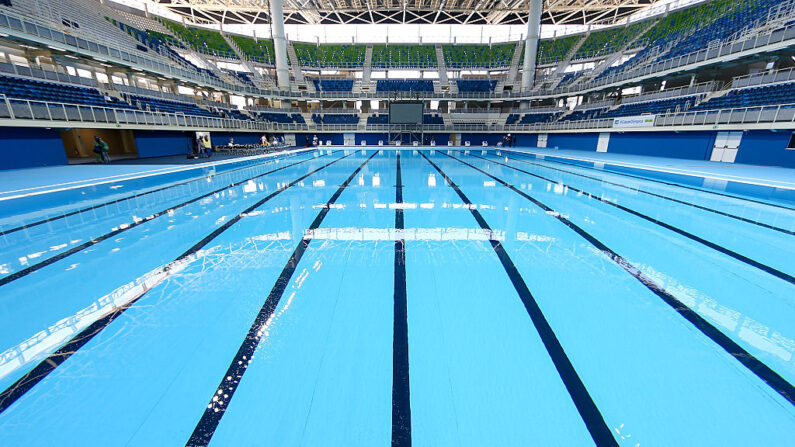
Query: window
[{"left": 787, "top": 132, "right": 795, "bottom": 150}]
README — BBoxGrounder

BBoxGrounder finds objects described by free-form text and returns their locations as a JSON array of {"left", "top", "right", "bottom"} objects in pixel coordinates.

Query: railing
[
  {"left": 655, "top": 103, "right": 795, "bottom": 127},
  {"left": 0, "top": 95, "right": 271, "bottom": 130},
  {"left": 619, "top": 82, "right": 717, "bottom": 105},
  {"left": 1, "top": 93, "right": 793, "bottom": 133},
  {"left": 731, "top": 67, "right": 795, "bottom": 89},
  {"left": 557, "top": 21, "right": 795, "bottom": 95}
]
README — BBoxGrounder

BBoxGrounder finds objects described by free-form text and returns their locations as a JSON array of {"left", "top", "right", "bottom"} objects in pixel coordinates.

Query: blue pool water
[{"left": 0, "top": 148, "right": 793, "bottom": 446}]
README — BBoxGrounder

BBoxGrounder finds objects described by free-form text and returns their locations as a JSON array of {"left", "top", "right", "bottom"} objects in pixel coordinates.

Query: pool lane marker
[
  {"left": 502, "top": 149, "right": 795, "bottom": 212},
  {"left": 0, "top": 151, "right": 336, "bottom": 288},
  {"left": 419, "top": 151, "right": 618, "bottom": 447},
  {"left": 185, "top": 152, "right": 377, "bottom": 447},
  {"left": 392, "top": 151, "right": 412, "bottom": 447},
  {"left": 469, "top": 153, "right": 795, "bottom": 286},
  {"left": 485, "top": 153, "right": 794, "bottom": 236},
  {"left": 441, "top": 151, "right": 795, "bottom": 407},
  {"left": 0, "top": 150, "right": 310, "bottom": 237},
  {"left": 0, "top": 152, "right": 354, "bottom": 416}
]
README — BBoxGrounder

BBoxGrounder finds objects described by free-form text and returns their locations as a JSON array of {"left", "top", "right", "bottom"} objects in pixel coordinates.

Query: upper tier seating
[
  {"left": 456, "top": 79, "right": 497, "bottom": 93},
  {"left": 443, "top": 43, "right": 516, "bottom": 68},
  {"left": 312, "top": 114, "right": 359, "bottom": 124},
  {"left": 295, "top": 43, "right": 366, "bottom": 67},
  {"left": 312, "top": 79, "right": 354, "bottom": 92},
  {"left": 126, "top": 94, "right": 220, "bottom": 117},
  {"left": 371, "top": 45, "right": 436, "bottom": 68},
  {"left": 230, "top": 35, "right": 275, "bottom": 63},
  {"left": 692, "top": 82, "right": 795, "bottom": 111},
  {"left": 573, "top": 22, "right": 648, "bottom": 60},
  {"left": 536, "top": 35, "right": 581, "bottom": 64},
  {"left": 159, "top": 19, "right": 235, "bottom": 59},
  {"left": 376, "top": 79, "right": 434, "bottom": 92}
]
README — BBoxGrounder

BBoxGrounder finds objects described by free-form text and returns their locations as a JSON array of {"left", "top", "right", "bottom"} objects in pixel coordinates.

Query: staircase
[
  {"left": 577, "top": 19, "right": 660, "bottom": 85},
  {"left": 546, "top": 34, "right": 588, "bottom": 90},
  {"left": 506, "top": 41, "right": 524, "bottom": 83},
  {"left": 435, "top": 45, "right": 449, "bottom": 86},
  {"left": 285, "top": 41, "right": 305, "bottom": 83},
  {"left": 362, "top": 45, "right": 374, "bottom": 83},
  {"left": 222, "top": 33, "right": 265, "bottom": 84}
]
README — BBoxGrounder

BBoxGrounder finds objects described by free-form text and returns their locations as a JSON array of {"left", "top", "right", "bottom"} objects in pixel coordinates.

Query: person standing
[
  {"left": 196, "top": 134, "right": 205, "bottom": 158},
  {"left": 203, "top": 136, "right": 213, "bottom": 158},
  {"left": 93, "top": 136, "right": 110, "bottom": 163}
]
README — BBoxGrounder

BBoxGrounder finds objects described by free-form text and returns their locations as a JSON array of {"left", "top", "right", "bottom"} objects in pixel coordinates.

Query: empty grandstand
[{"left": 0, "top": 1, "right": 794, "bottom": 446}]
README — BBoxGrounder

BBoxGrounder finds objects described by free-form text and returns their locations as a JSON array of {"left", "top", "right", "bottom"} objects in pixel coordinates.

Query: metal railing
[
  {"left": 1, "top": 93, "right": 793, "bottom": 133},
  {"left": 655, "top": 103, "right": 795, "bottom": 127}
]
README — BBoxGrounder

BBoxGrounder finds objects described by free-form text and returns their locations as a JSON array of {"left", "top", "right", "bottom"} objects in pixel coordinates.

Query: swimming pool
[{"left": 0, "top": 148, "right": 793, "bottom": 446}]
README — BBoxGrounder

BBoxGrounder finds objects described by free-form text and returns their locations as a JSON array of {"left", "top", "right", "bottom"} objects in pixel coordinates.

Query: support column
[
  {"left": 521, "top": 0, "right": 543, "bottom": 91},
  {"left": 269, "top": 0, "right": 290, "bottom": 90}
]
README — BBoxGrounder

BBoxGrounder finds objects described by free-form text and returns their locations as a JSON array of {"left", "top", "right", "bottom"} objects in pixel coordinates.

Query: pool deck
[
  {"left": 0, "top": 148, "right": 312, "bottom": 202},
  {"left": 1, "top": 146, "right": 794, "bottom": 202}
]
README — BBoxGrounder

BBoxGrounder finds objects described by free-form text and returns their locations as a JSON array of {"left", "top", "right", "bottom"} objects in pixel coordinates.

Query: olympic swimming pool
[{"left": 0, "top": 148, "right": 793, "bottom": 446}]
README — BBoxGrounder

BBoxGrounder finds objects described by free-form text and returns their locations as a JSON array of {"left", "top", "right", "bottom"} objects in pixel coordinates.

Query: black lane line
[
  {"left": 484, "top": 152, "right": 794, "bottom": 236},
  {"left": 392, "top": 151, "right": 411, "bottom": 447},
  {"left": 466, "top": 152, "right": 795, "bottom": 286},
  {"left": 500, "top": 149, "right": 795, "bottom": 212},
  {"left": 419, "top": 151, "right": 618, "bottom": 447},
  {"left": 185, "top": 152, "right": 378, "bottom": 447},
  {"left": 442, "top": 151, "right": 795, "bottom": 407},
  {"left": 0, "top": 152, "right": 354, "bottom": 416},
  {"left": 1, "top": 150, "right": 309, "bottom": 237},
  {"left": 0, "top": 151, "right": 334, "bottom": 288}
]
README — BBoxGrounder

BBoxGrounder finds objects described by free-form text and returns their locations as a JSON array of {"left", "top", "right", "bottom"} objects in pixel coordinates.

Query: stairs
[
  {"left": 362, "top": 45, "right": 374, "bottom": 83},
  {"left": 222, "top": 33, "right": 265, "bottom": 85},
  {"left": 506, "top": 41, "right": 524, "bottom": 83},
  {"left": 285, "top": 41, "right": 305, "bottom": 83},
  {"left": 435, "top": 45, "right": 449, "bottom": 85},
  {"left": 546, "top": 33, "right": 588, "bottom": 90},
  {"left": 577, "top": 19, "right": 660, "bottom": 85}
]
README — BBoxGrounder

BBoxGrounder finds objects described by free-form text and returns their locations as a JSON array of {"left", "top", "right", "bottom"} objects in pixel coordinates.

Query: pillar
[
  {"left": 521, "top": 0, "right": 543, "bottom": 91},
  {"left": 269, "top": 0, "right": 290, "bottom": 90}
]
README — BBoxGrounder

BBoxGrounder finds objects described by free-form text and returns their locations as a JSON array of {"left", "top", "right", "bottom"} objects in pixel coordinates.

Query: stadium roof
[{"left": 155, "top": 0, "right": 668, "bottom": 26}]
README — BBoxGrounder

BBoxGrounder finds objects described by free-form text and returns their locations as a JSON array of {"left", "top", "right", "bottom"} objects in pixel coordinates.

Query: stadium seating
[
  {"left": 456, "top": 79, "right": 497, "bottom": 93},
  {"left": 312, "top": 114, "right": 359, "bottom": 124},
  {"left": 692, "top": 82, "right": 795, "bottom": 110},
  {"left": 443, "top": 43, "right": 516, "bottom": 68},
  {"left": 159, "top": 19, "right": 235, "bottom": 58},
  {"left": 255, "top": 112, "right": 305, "bottom": 124},
  {"left": 506, "top": 113, "right": 560, "bottom": 125},
  {"left": 599, "top": 96, "right": 700, "bottom": 118},
  {"left": 573, "top": 22, "right": 647, "bottom": 60},
  {"left": 370, "top": 45, "right": 436, "bottom": 68},
  {"left": 312, "top": 79, "right": 354, "bottom": 92},
  {"left": 376, "top": 79, "right": 434, "bottom": 92},
  {"left": 536, "top": 35, "right": 581, "bottom": 64},
  {"left": 231, "top": 35, "right": 275, "bottom": 63},
  {"left": 293, "top": 43, "right": 366, "bottom": 67},
  {"left": 423, "top": 114, "right": 444, "bottom": 124},
  {"left": 126, "top": 94, "right": 221, "bottom": 117},
  {"left": 0, "top": 74, "right": 133, "bottom": 108},
  {"left": 367, "top": 114, "right": 389, "bottom": 124}
]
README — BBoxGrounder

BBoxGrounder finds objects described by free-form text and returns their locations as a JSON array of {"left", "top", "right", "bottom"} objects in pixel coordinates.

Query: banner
[{"left": 613, "top": 115, "right": 655, "bottom": 128}]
